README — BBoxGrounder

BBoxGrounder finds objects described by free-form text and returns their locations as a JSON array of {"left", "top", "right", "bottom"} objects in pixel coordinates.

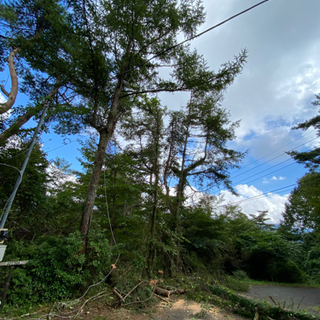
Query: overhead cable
[
  {"left": 232, "top": 134, "right": 319, "bottom": 180},
  {"left": 217, "top": 175, "right": 320, "bottom": 208},
  {"left": 117, "top": 0, "right": 271, "bottom": 78}
]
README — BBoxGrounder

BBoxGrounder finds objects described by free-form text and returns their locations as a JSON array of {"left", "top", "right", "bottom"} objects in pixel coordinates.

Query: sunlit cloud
[{"left": 218, "top": 184, "right": 289, "bottom": 224}]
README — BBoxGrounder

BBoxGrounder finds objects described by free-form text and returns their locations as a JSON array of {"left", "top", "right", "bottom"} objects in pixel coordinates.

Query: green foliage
[
  {"left": 223, "top": 270, "right": 251, "bottom": 292},
  {"left": 245, "top": 231, "right": 306, "bottom": 283},
  {"left": 223, "top": 275, "right": 250, "bottom": 292},
  {"left": 232, "top": 270, "right": 249, "bottom": 281},
  {"left": 84, "top": 231, "right": 113, "bottom": 282},
  {"left": 305, "top": 246, "right": 320, "bottom": 283},
  {"left": 0, "top": 141, "right": 50, "bottom": 239},
  {"left": 2, "top": 232, "right": 85, "bottom": 305},
  {"left": 181, "top": 202, "right": 308, "bottom": 283},
  {"left": 280, "top": 171, "right": 320, "bottom": 234},
  {"left": 288, "top": 94, "right": 320, "bottom": 170}
]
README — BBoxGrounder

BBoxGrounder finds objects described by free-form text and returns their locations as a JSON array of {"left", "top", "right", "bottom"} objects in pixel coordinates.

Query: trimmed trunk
[{"left": 169, "top": 123, "right": 189, "bottom": 275}]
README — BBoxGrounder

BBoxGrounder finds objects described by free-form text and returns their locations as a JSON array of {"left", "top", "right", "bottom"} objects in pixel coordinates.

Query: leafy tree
[
  {"left": 74, "top": 137, "right": 149, "bottom": 267},
  {"left": 0, "top": 139, "right": 49, "bottom": 239},
  {"left": 280, "top": 171, "right": 320, "bottom": 234},
  {"left": 249, "top": 210, "right": 275, "bottom": 230},
  {"left": 0, "top": 0, "right": 65, "bottom": 143},
  {"left": 163, "top": 90, "right": 245, "bottom": 234},
  {"left": 69, "top": 1, "right": 246, "bottom": 251},
  {"left": 121, "top": 96, "right": 165, "bottom": 276},
  {"left": 121, "top": 89, "right": 246, "bottom": 275}
]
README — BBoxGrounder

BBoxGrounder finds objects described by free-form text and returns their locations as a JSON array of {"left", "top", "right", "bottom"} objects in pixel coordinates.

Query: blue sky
[
  {"left": 1, "top": 0, "right": 320, "bottom": 223},
  {"left": 158, "top": 0, "right": 320, "bottom": 222}
]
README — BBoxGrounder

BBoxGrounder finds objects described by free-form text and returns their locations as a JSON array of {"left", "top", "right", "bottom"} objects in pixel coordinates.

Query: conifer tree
[
  {"left": 1, "top": 0, "right": 247, "bottom": 252},
  {"left": 288, "top": 94, "right": 320, "bottom": 170}
]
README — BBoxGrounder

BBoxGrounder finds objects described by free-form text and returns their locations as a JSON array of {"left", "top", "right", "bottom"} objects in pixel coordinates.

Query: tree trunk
[
  {"left": 79, "top": 79, "right": 123, "bottom": 253},
  {"left": 169, "top": 123, "right": 189, "bottom": 275},
  {"left": 79, "top": 129, "right": 111, "bottom": 252},
  {"left": 147, "top": 176, "right": 158, "bottom": 278},
  {"left": 147, "top": 110, "right": 161, "bottom": 277}
]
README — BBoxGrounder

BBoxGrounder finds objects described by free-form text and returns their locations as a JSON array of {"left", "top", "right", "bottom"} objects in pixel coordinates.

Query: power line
[
  {"left": 232, "top": 134, "right": 318, "bottom": 181},
  {"left": 243, "top": 161, "right": 296, "bottom": 186},
  {"left": 233, "top": 157, "right": 292, "bottom": 185},
  {"left": 210, "top": 135, "right": 319, "bottom": 195},
  {"left": 217, "top": 175, "right": 320, "bottom": 208},
  {"left": 232, "top": 128, "right": 316, "bottom": 177},
  {"left": 116, "top": 0, "right": 271, "bottom": 79},
  {"left": 44, "top": 139, "right": 77, "bottom": 154}
]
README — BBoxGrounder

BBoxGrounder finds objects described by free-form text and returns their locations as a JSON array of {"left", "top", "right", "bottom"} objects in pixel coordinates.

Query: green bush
[
  {"left": 276, "top": 260, "right": 306, "bottom": 284},
  {"left": 224, "top": 275, "right": 250, "bottom": 292},
  {"left": 3, "top": 232, "right": 86, "bottom": 305},
  {"left": 84, "top": 231, "right": 113, "bottom": 282},
  {"left": 232, "top": 270, "right": 249, "bottom": 281}
]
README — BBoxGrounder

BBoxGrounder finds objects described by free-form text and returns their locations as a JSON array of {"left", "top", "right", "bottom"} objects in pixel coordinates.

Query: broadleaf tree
[{"left": 280, "top": 171, "right": 320, "bottom": 235}]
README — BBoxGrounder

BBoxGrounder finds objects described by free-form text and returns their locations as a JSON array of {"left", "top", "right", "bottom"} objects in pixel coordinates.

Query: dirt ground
[{"left": 75, "top": 296, "right": 245, "bottom": 320}]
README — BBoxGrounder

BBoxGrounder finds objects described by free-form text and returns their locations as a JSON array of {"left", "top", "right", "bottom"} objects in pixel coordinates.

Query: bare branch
[
  {"left": 0, "top": 85, "right": 59, "bottom": 144},
  {"left": 0, "top": 48, "right": 19, "bottom": 114},
  {"left": 121, "top": 87, "right": 188, "bottom": 98},
  {"left": 0, "top": 85, "right": 9, "bottom": 97}
]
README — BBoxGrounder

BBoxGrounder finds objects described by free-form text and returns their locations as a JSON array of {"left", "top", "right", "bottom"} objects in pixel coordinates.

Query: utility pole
[{"left": 0, "top": 104, "right": 49, "bottom": 229}]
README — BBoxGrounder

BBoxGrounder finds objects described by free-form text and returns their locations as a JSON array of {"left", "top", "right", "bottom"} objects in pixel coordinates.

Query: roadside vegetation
[{"left": 0, "top": 0, "right": 320, "bottom": 319}]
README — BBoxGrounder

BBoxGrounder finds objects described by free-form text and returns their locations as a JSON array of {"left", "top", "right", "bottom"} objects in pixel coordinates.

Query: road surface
[{"left": 242, "top": 285, "right": 320, "bottom": 317}]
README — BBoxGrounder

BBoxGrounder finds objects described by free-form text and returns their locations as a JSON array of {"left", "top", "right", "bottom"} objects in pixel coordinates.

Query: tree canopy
[{"left": 280, "top": 171, "right": 320, "bottom": 234}]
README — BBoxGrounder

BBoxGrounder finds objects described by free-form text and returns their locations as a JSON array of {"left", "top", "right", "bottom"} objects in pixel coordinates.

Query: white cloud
[
  {"left": 46, "top": 163, "right": 78, "bottom": 191},
  {"left": 218, "top": 184, "right": 289, "bottom": 224},
  {"left": 263, "top": 176, "right": 286, "bottom": 184},
  {"left": 0, "top": 93, "right": 5, "bottom": 103},
  {"left": 193, "top": 0, "right": 320, "bottom": 157}
]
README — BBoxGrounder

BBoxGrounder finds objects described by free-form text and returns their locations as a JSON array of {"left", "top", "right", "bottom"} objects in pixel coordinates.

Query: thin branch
[
  {"left": 123, "top": 280, "right": 148, "bottom": 301},
  {"left": 121, "top": 87, "right": 188, "bottom": 98},
  {"left": 0, "top": 85, "right": 9, "bottom": 97}
]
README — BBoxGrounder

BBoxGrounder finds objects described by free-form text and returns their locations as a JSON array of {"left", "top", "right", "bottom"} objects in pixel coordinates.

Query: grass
[
  {"left": 0, "top": 302, "right": 52, "bottom": 319},
  {"left": 224, "top": 276, "right": 250, "bottom": 292}
]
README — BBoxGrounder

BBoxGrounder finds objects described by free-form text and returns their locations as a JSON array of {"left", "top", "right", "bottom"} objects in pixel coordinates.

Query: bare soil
[{"left": 75, "top": 296, "right": 246, "bottom": 320}]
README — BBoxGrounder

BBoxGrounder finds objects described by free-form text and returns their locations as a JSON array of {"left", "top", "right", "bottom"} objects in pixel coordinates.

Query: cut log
[
  {"left": 154, "top": 286, "right": 171, "bottom": 297},
  {"left": 153, "top": 287, "right": 186, "bottom": 297}
]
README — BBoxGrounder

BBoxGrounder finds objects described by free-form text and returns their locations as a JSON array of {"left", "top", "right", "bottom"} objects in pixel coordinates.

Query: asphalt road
[{"left": 242, "top": 285, "right": 320, "bottom": 317}]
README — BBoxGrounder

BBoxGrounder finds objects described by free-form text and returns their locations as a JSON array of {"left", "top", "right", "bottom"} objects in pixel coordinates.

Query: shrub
[
  {"left": 276, "top": 260, "right": 306, "bottom": 283},
  {"left": 3, "top": 232, "right": 86, "bottom": 305}
]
